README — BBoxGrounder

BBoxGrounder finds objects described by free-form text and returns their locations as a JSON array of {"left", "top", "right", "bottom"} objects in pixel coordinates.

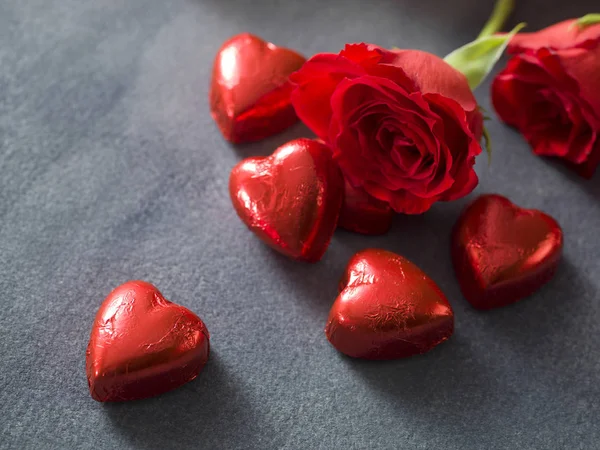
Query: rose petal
[
  {"left": 575, "top": 135, "right": 600, "bottom": 178},
  {"left": 557, "top": 46, "right": 600, "bottom": 127},
  {"left": 508, "top": 20, "right": 600, "bottom": 53},
  {"left": 424, "top": 93, "right": 481, "bottom": 200},
  {"left": 290, "top": 54, "right": 366, "bottom": 139},
  {"left": 340, "top": 43, "right": 387, "bottom": 67},
  {"left": 389, "top": 49, "right": 477, "bottom": 112}
]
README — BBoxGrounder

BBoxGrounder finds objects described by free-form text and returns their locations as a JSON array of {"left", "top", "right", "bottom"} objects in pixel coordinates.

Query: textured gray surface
[{"left": 1, "top": 0, "right": 599, "bottom": 449}]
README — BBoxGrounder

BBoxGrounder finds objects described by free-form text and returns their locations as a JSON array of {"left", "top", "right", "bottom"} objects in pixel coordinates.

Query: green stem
[
  {"left": 477, "top": 0, "right": 515, "bottom": 38},
  {"left": 576, "top": 13, "right": 600, "bottom": 29}
]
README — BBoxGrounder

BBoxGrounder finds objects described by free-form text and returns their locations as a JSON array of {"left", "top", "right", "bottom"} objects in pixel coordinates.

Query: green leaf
[
  {"left": 575, "top": 13, "right": 600, "bottom": 29},
  {"left": 478, "top": 0, "right": 516, "bottom": 38},
  {"left": 443, "top": 23, "right": 526, "bottom": 91},
  {"left": 482, "top": 126, "right": 492, "bottom": 164}
]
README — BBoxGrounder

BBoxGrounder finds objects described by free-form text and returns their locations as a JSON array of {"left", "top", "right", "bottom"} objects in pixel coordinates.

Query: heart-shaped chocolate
[
  {"left": 210, "top": 33, "right": 306, "bottom": 143},
  {"left": 230, "top": 138, "right": 343, "bottom": 262},
  {"left": 86, "top": 281, "right": 210, "bottom": 402},
  {"left": 338, "top": 180, "right": 394, "bottom": 235},
  {"left": 452, "top": 194, "right": 563, "bottom": 310},
  {"left": 325, "top": 249, "right": 454, "bottom": 359}
]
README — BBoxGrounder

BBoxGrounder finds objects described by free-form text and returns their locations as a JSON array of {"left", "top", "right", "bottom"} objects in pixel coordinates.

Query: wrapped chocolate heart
[
  {"left": 210, "top": 33, "right": 306, "bottom": 143},
  {"left": 86, "top": 281, "right": 210, "bottom": 402},
  {"left": 229, "top": 138, "right": 344, "bottom": 262},
  {"left": 452, "top": 194, "right": 563, "bottom": 309},
  {"left": 326, "top": 249, "right": 454, "bottom": 359}
]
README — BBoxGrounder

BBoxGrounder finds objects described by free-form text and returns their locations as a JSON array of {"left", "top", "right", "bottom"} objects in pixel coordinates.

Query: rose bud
[
  {"left": 492, "top": 16, "right": 600, "bottom": 178},
  {"left": 290, "top": 44, "right": 484, "bottom": 214}
]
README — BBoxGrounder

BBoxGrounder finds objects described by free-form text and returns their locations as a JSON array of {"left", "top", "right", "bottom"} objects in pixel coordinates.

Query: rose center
[
  {"left": 534, "top": 89, "right": 570, "bottom": 127},
  {"left": 375, "top": 124, "right": 433, "bottom": 177},
  {"left": 392, "top": 134, "right": 427, "bottom": 174}
]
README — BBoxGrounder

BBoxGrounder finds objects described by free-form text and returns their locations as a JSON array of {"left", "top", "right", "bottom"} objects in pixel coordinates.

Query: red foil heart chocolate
[
  {"left": 230, "top": 138, "right": 344, "bottom": 262},
  {"left": 452, "top": 194, "right": 563, "bottom": 310},
  {"left": 210, "top": 33, "right": 306, "bottom": 143},
  {"left": 325, "top": 249, "right": 454, "bottom": 359},
  {"left": 86, "top": 281, "right": 210, "bottom": 402},
  {"left": 338, "top": 180, "right": 394, "bottom": 235}
]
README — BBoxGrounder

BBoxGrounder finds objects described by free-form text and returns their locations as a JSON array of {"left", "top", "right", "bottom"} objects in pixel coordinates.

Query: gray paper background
[{"left": 1, "top": 1, "right": 599, "bottom": 449}]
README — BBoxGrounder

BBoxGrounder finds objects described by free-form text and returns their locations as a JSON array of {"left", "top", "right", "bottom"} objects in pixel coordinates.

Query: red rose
[
  {"left": 290, "top": 43, "right": 483, "bottom": 214},
  {"left": 492, "top": 20, "right": 600, "bottom": 178}
]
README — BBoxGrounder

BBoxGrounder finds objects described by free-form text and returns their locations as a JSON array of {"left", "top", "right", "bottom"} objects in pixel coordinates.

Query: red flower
[
  {"left": 492, "top": 20, "right": 600, "bottom": 178},
  {"left": 290, "top": 44, "right": 483, "bottom": 214}
]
